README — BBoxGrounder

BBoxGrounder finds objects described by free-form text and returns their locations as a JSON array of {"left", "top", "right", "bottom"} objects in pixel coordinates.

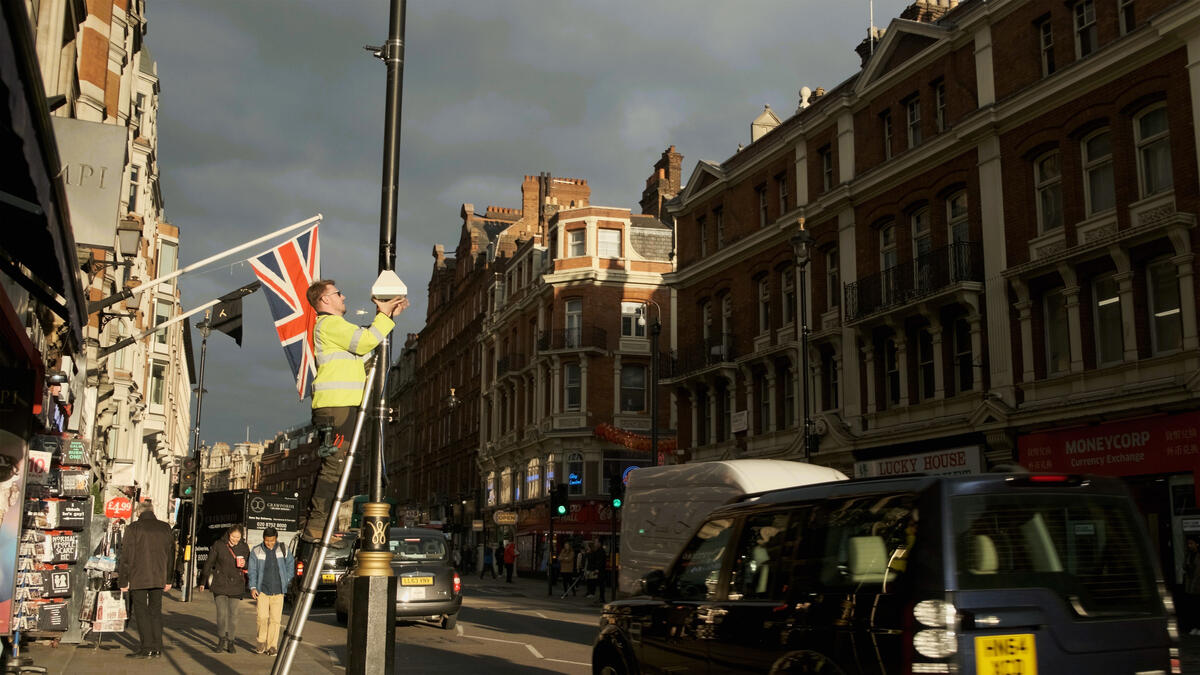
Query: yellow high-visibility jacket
[{"left": 311, "top": 312, "right": 395, "bottom": 409}]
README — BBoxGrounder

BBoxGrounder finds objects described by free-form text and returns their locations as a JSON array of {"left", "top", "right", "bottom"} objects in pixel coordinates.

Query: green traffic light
[
  {"left": 555, "top": 505, "right": 566, "bottom": 515},
  {"left": 612, "top": 498, "right": 622, "bottom": 508}
]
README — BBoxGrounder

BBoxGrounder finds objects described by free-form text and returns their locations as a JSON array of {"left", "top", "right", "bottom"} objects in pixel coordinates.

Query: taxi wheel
[
  {"left": 440, "top": 613, "right": 457, "bottom": 630},
  {"left": 594, "top": 648, "right": 627, "bottom": 675},
  {"left": 768, "top": 651, "right": 846, "bottom": 674}
]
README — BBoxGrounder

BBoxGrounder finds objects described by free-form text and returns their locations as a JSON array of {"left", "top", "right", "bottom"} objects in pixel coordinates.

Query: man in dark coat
[{"left": 117, "top": 500, "right": 175, "bottom": 659}]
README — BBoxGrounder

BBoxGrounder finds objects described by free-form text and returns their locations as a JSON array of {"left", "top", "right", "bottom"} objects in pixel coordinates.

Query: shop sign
[
  {"left": 472, "top": 519, "right": 483, "bottom": 532},
  {"left": 104, "top": 497, "right": 132, "bottom": 520},
  {"left": 1182, "top": 517, "right": 1200, "bottom": 533},
  {"left": 855, "top": 446, "right": 983, "bottom": 478},
  {"left": 49, "top": 118, "right": 127, "bottom": 248},
  {"left": 493, "top": 510, "right": 518, "bottom": 526},
  {"left": 731, "top": 411, "right": 747, "bottom": 434},
  {"left": 1018, "top": 411, "right": 1200, "bottom": 477}
]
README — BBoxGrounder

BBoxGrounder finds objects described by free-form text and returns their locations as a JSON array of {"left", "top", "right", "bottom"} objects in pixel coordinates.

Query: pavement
[{"left": 11, "top": 572, "right": 1200, "bottom": 673}]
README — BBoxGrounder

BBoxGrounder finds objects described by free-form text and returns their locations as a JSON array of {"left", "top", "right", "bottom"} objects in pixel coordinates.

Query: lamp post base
[{"left": 346, "top": 572, "right": 396, "bottom": 675}]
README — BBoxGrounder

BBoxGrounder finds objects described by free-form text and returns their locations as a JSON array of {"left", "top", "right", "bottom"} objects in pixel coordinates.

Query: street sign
[
  {"left": 104, "top": 496, "right": 132, "bottom": 520},
  {"left": 493, "top": 510, "right": 518, "bottom": 526}
]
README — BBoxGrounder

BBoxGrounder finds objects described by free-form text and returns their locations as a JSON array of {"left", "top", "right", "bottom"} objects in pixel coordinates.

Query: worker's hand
[
  {"left": 373, "top": 296, "right": 408, "bottom": 317},
  {"left": 251, "top": 589, "right": 259, "bottom": 599},
  {"left": 164, "top": 584, "right": 172, "bottom": 592}
]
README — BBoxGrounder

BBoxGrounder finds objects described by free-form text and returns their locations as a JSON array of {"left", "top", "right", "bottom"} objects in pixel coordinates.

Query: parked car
[
  {"left": 335, "top": 527, "right": 462, "bottom": 629},
  {"left": 594, "top": 472, "right": 1177, "bottom": 674},
  {"left": 286, "top": 531, "right": 357, "bottom": 605}
]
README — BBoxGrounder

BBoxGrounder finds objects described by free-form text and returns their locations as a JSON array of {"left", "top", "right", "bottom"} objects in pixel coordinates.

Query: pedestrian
[
  {"left": 248, "top": 527, "right": 294, "bottom": 655},
  {"left": 559, "top": 541, "right": 576, "bottom": 595},
  {"left": 199, "top": 525, "right": 251, "bottom": 653},
  {"left": 1183, "top": 535, "right": 1200, "bottom": 636},
  {"left": 116, "top": 500, "right": 174, "bottom": 659},
  {"left": 480, "top": 543, "right": 496, "bottom": 579},
  {"left": 586, "top": 539, "right": 608, "bottom": 602},
  {"left": 300, "top": 280, "right": 407, "bottom": 542},
  {"left": 493, "top": 543, "right": 503, "bottom": 578},
  {"left": 504, "top": 540, "right": 517, "bottom": 583}
]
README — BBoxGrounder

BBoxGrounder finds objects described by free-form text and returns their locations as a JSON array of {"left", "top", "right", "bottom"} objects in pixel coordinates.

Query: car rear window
[
  {"left": 388, "top": 536, "right": 446, "bottom": 562},
  {"left": 952, "top": 492, "right": 1159, "bottom": 617}
]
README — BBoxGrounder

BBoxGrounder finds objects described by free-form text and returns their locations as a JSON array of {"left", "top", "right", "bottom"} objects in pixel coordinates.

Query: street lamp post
[
  {"left": 789, "top": 220, "right": 818, "bottom": 462},
  {"left": 639, "top": 302, "right": 662, "bottom": 467}
]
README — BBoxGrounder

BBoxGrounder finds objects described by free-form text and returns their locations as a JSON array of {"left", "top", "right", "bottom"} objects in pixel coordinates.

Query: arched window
[
  {"left": 1135, "top": 106, "right": 1172, "bottom": 197},
  {"left": 1034, "top": 151, "right": 1063, "bottom": 232},
  {"left": 526, "top": 458, "right": 541, "bottom": 500},
  {"left": 500, "top": 468, "right": 512, "bottom": 505},
  {"left": 544, "top": 453, "right": 556, "bottom": 495},
  {"left": 1081, "top": 129, "right": 1114, "bottom": 215}
]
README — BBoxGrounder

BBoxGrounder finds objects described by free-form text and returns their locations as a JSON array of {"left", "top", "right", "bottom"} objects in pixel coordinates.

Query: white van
[{"left": 618, "top": 460, "right": 847, "bottom": 596}]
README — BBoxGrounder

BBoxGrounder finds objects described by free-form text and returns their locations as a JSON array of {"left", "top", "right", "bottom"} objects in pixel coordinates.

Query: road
[{"left": 299, "top": 575, "right": 599, "bottom": 674}]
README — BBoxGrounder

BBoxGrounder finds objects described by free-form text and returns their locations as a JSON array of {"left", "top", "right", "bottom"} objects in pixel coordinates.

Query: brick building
[
  {"left": 666, "top": 0, "right": 1199, "bottom": 588},
  {"left": 405, "top": 151, "right": 681, "bottom": 566},
  {"left": 256, "top": 424, "right": 320, "bottom": 502}
]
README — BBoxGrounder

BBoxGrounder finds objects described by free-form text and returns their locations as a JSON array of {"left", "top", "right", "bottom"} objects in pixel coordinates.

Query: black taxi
[{"left": 593, "top": 473, "right": 1177, "bottom": 674}]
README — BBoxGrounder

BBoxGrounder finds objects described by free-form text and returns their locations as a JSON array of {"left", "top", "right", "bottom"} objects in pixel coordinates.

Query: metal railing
[
  {"left": 844, "top": 242, "right": 982, "bottom": 321},
  {"left": 538, "top": 326, "right": 608, "bottom": 351}
]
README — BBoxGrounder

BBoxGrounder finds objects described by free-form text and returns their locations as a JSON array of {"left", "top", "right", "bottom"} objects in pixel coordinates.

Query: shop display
[{"left": 13, "top": 434, "right": 93, "bottom": 645}]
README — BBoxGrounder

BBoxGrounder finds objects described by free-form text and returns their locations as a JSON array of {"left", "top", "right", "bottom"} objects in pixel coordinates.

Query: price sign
[
  {"left": 104, "top": 496, "right": 133, "bottom": 520},
  {"left": 26, "top": 450, "right": 52, "bottom": 485}
]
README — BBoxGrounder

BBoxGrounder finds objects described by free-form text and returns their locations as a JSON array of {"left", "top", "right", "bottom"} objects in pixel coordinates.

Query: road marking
[
  {"left": 534, "top": 611, "right": 547, "bottom": 619},
  {"left": 459, "top": 624, "right": 587, "bottom": 669}
]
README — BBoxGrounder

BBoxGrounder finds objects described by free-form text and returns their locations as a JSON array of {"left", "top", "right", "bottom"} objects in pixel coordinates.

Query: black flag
[{"left": 210, "top": 281, "right": 261, "bottom": 346}]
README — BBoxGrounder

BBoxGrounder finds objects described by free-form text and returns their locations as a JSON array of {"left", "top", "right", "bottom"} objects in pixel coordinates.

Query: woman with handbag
[{"left": 198, "top": 525, "right": 250, "bottom": 653}]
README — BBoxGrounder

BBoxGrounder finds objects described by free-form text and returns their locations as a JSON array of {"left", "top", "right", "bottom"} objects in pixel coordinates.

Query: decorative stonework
[
  {"left": 1081, "top": 222, "right": 1117, "bottom": 243},
  {"left": 1137, "top": 204, "right": 1174, "bottom": 227}
]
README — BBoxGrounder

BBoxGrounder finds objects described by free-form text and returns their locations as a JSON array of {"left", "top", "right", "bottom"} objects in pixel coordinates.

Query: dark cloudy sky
[{"left": 148, "top": 0, "right": 912, "bottom": 444}]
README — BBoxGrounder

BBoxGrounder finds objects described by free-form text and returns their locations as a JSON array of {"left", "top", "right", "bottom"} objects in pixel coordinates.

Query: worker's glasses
[{"left": 323, "top": 291, "right": 344, "bottom": 299}]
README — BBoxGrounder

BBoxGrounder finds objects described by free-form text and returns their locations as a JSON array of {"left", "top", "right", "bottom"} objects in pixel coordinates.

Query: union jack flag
[{"left": 248, "top": 224, "right": 320, "bottom": 399}]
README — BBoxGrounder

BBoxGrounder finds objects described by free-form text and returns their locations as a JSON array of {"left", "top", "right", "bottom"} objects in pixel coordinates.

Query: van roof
[
  {"left": 724, "top": 472, "right": 1131, "bottom": 513},
  {"left": 626, "top": 459, "right": 847, "bottom": 493}
]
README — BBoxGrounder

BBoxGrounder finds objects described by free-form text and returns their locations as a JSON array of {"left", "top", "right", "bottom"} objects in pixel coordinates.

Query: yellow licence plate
[
  {"left": 401, "top": 576, "right": 434, "bottom": 586},
  {"left": 975, "top": 633, "right": 1036, "bottom": 675},
  {"left": 321, "top": 573, "right": 336, "bottom": 584}
]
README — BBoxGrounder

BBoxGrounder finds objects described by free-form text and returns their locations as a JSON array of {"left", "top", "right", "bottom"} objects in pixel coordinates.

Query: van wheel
[
  {"left": 440, "top": 613, "right": 457, "bottom": 630},
  {"left": 769, "top": 651, "right": 846, "bottom": 674},
  {"left": 335, "top": 608, "right": 347, "bottom": 625}
]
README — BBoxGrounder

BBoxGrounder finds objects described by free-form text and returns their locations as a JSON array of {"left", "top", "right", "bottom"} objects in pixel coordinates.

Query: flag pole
[
  {"left": 96, "top": 282, "right": 261, "bottom": 359},
  {"left": 88, "top": 214, "right": 322, "bottom": 313}
]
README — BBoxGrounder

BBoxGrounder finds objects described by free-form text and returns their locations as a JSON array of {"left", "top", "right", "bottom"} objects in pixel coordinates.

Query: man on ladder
[{"left": 301, "top": 279, "right": 406, "bottom": 542}]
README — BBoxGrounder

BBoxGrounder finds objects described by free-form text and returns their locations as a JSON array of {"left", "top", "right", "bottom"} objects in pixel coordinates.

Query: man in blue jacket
[{"left": 247, "top": 527, "right": 295, "bottom": 655}]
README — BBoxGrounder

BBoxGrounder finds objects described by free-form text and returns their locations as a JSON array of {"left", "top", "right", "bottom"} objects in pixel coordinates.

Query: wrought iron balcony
[
  {"left": 538, "top": 326, "right": 608, "bottom": 351},
  {"left": 660, "top": 337, "right": 736, "bottom": 379},
  {"left": 496, "top": 353, "right": 525, "bottom": 375},
  {"left": 844, "top": 242, "right": 983, "bottom": 322}
]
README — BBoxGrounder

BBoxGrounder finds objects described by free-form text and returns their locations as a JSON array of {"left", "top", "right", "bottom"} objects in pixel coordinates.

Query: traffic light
[
  {"left": 179, "top": 456, "right": 199, "bottom": 499},
  {"left": 550, "top": 482, "right": 569, "bottom": 517},
  {"left": 609, "top": 474, "right": 626, "bottom": 509}
]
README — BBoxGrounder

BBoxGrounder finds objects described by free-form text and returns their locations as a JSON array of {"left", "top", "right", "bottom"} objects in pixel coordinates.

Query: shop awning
[{"left": 0, "top": 2, "right": 88, "bottom": 349}]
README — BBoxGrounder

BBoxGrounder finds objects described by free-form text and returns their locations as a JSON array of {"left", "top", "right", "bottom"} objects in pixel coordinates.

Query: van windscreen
[{"left": 952, "top": 493, "right": 1159, "bottom": 618}]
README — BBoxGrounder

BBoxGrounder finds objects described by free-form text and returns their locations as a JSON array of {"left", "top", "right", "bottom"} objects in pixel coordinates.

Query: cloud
[{"left": 148, "top": 0, "right": 919, "bottom": 441}]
